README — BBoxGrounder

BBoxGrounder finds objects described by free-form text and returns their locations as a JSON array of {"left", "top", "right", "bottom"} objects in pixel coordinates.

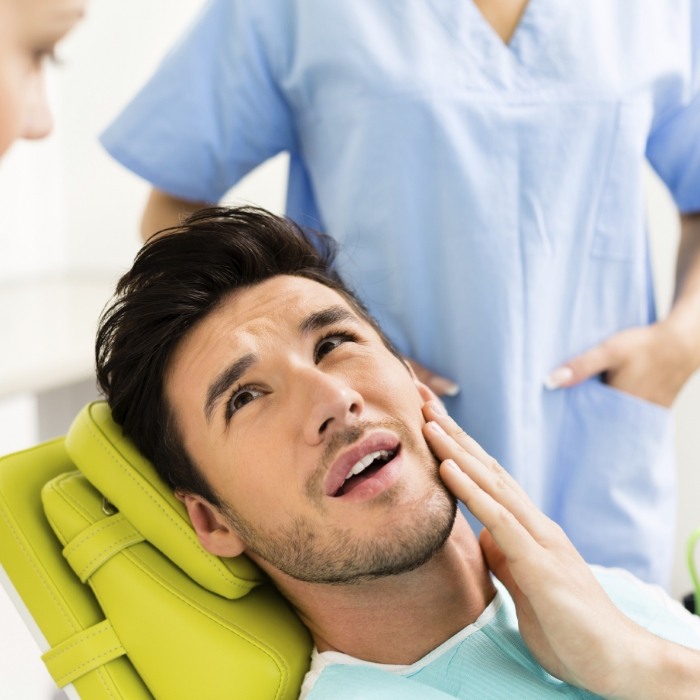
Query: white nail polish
[{"left": 544, "top": 366, "right": 573, "bottom": 390}]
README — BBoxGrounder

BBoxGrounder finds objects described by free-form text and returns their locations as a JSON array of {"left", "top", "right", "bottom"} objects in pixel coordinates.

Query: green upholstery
[
  {"left": 0, "top": 402, "right": 312, "bottom": 699},
  {"left": 688, "top": 527, "right": 700, "bottom": 616}
]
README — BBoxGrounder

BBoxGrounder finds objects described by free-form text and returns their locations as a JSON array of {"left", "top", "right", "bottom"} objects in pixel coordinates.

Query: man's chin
[
  {"left": 301, "top": 489, "right": 458, "bottom": 585},
  {"left": 226, "top": 458, "right": 458, "bottom": 586}
]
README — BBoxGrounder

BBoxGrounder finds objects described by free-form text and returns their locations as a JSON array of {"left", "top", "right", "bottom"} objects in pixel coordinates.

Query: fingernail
[
  {"left": 428, "top": 399, "right": 447, "bottom": 416},
  {"left": 429, "top": 421, "right": 446, "bottom": 435},
  {"left": 430, "top": 377, "right": 461, "bottom": 397},
  {"left": 544, "top": 366, "right": 573, "bottom": 390},
  {"left": 443, "top": 459, "right": 460, "bottom": 473}
]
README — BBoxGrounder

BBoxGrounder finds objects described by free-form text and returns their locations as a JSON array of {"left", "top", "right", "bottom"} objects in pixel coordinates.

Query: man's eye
[
  {"left": 315, "top": 332, "right": 357, "bottom": 362},
  {"left": 226, "top": 386, "right": 264, "bottom": 419}
]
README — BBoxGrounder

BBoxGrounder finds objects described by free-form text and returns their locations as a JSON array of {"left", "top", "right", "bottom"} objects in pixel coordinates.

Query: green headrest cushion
[{"left": 65, "top": 402, "right": 263, "bottom": 599}]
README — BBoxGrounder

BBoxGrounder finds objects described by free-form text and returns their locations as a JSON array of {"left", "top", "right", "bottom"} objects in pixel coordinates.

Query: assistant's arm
[
  {"left": 670, "top": 212, "right": 700, "bottom": 354},
  {"left": 141, "top": 188, "right": 210, "bottom": 242},
  {"left": 421, "top": 400, "right": 700, "bottom": 700},
  {"left": 547, "top": 211, "right": 700, "bottom": 406}
]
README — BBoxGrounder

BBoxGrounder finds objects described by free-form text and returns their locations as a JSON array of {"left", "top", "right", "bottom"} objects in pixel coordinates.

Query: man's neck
[{"left": 268, "top": 517, "right": 495, "bottom": 665}]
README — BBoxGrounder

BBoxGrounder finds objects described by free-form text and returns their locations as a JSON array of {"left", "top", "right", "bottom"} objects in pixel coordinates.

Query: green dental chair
[
  {"left": 0, "top": 401, "right": 312, "bottom": 699},
  {"left": 687, "top": 526, "right": 700, "bottom": 616}
]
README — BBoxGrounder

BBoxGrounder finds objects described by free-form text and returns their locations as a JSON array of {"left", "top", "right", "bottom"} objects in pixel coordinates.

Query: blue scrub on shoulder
[{"left": 102, "top": 0, "right": 700, "bottom": 585}]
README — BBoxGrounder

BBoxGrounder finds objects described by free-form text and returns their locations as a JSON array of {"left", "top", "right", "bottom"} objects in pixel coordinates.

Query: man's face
[
  {"left": 0, "top": 0, "right": 85, "bottom": 156},
  {"left": 167, "top": 275, "right": 456, "bottom": 584}
]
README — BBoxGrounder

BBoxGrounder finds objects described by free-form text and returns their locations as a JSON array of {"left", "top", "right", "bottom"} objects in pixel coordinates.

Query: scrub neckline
[{"left": 427, "top": 0, "right": 565, "bottom": 88}]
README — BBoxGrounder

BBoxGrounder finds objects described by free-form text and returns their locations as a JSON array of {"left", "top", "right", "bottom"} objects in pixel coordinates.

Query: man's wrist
[
  {"left": 608, "top": 628, "right": 700, "bottom": 700},
  {"left": 604, "top": 626, "right": 661, "bottom": 700}
]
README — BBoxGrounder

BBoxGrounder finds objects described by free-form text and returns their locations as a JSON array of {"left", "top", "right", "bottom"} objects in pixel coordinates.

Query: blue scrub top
[{"left": 102, "top": 0, "right": 700, "bottom": 585}]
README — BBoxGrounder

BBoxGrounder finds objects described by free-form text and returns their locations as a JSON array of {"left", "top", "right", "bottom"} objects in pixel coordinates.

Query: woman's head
[{"left": 0, "top": 0, "right": 85, "bottom": 155}]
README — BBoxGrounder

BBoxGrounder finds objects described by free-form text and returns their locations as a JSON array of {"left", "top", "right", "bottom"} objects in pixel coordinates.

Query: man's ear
[{"left": 177, "top": 491, "right": 246, "bottom": 558}]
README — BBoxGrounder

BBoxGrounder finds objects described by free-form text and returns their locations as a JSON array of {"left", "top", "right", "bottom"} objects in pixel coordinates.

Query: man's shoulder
[
  {"left": 299, "top": 588, "right": 510, "bottom": 699},
  {"left": 301, "top": 662, "right": 459, "bottom": 699}
]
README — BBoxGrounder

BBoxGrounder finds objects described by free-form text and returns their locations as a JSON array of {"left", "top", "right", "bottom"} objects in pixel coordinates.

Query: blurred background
[{"left": 0, "top": 0, "right": 698, "bottom": 696}]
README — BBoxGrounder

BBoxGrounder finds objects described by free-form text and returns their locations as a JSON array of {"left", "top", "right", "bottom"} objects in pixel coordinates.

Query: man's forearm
[
  {"left": 141, "top": 188, "right": 209, "bottom": 242},
  {"left": 616, "top": 630, "right": 700, "bottom": 700}
]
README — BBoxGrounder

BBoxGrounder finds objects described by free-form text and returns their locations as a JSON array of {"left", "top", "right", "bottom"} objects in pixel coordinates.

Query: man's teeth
[{"left": 345, "top": 450, "right": 392, "bottom": 481}]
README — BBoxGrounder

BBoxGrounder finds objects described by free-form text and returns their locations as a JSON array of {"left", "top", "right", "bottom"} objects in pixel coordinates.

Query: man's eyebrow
[
  {"left": 299, "top": 306, "right": 357, "bottom": 335},
  {"left": 204, "top": 353, "right": 256, "bottom": 423},
  {"left": 203, "top": 306, "right": 355, "bottom": 422}
]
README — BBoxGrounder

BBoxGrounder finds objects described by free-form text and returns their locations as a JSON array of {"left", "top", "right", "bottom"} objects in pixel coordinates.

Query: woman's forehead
[{"left": 19, "top": 0, "right": 86, "bottom": 35}]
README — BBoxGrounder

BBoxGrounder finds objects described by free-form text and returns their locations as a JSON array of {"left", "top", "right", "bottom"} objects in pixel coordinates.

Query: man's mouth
[{"left": 332, "top": 446, "right": 399, "bottom": 497}]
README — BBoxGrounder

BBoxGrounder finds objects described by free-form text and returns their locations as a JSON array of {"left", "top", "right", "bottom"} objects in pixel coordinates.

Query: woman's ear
[{"left": 179, "top": 492, "right": 246, "bottom": 558}]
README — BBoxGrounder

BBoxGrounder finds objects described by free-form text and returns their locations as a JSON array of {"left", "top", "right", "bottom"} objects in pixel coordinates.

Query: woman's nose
[
  {"left": 22, "top": 73, "right": 53, "bottom": 140},
  {"left": 301, "top": 369, "right": 365, "bottom": 445}
]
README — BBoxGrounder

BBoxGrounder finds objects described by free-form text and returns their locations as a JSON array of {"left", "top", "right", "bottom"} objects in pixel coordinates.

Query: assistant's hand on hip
[{"left": 545, "top": 321, "right": 699, "bottom": 407}]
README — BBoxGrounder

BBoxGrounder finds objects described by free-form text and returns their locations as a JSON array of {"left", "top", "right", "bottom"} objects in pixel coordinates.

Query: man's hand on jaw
[{"left": 421, "top": 400, "right": 700, "bottom": 700}]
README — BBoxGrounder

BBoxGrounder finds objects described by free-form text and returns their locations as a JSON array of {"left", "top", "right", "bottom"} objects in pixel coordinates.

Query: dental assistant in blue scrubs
[{"left": 101, "top": 0, "right": 700, "bottom": 586}]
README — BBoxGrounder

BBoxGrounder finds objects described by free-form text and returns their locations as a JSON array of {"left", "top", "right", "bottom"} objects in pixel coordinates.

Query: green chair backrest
[{"left": 0, "top": 401, "right": 312, "bottom": 699}]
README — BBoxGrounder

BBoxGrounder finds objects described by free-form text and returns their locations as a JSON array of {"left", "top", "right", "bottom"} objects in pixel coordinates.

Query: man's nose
[
  {"left": 300, "top": 368, "right": 364, "bottom": 445},
  {"left": 22, "top": 74, "right": 54, "bottom": 140}
]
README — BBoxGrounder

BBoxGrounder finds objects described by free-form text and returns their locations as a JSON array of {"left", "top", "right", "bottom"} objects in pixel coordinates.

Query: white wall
[
  {"left": 0, "top": 1, "right": 698, "bottom": 697},
  {"left": 56, "top": 0, "right": 288, "bottom": 274},
  {"left": 0, "top": 0, "right": 287, "bottom": 449},
  {"left": 645, "top": 167, "right": 700, "bottom": 602}
]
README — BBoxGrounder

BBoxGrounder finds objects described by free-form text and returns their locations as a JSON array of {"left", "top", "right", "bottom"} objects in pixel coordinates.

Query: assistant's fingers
[
  {"left": 405, "top": 357, "right": 460, "bottom": 397},
  {"left": 545, "top": 339, "right": 619, "bottom": 390}
]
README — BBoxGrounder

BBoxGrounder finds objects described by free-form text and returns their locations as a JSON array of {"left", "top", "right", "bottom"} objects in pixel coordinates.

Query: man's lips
[{"left": 324, "top": 431, "right": 401, "bottom": 497}]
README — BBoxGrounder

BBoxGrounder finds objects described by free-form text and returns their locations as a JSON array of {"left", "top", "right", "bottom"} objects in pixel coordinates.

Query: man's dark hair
[{"left": 96, "top": 206, "right": 399, "bottom": 506}]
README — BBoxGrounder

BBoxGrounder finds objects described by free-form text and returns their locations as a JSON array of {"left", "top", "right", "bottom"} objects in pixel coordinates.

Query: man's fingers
[
  {"left": 423, "top": 402, "right": 530, "bottom": 502},
  {"left": 423, "top": 401, "right": 495, "bottom": 462},
  {"left": 439, "top": 458, "right": 543, "bottom": 554},
  {"left": 479, "top": 529, "right": 520, "bottom": 597},
  {"left": 423, "top": 403, "right": 559, "bottom": 542},
  {"left": 479, "top": 529, "right": 506, "bottom": 576}
]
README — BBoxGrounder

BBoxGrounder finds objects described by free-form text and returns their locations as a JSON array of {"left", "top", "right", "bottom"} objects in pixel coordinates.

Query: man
[
  {"left": 101, "top": 0, "right": 700, "bottom": 585},
  {"left": 96, "top": 206, "right": 700, "bottom": 699}
]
